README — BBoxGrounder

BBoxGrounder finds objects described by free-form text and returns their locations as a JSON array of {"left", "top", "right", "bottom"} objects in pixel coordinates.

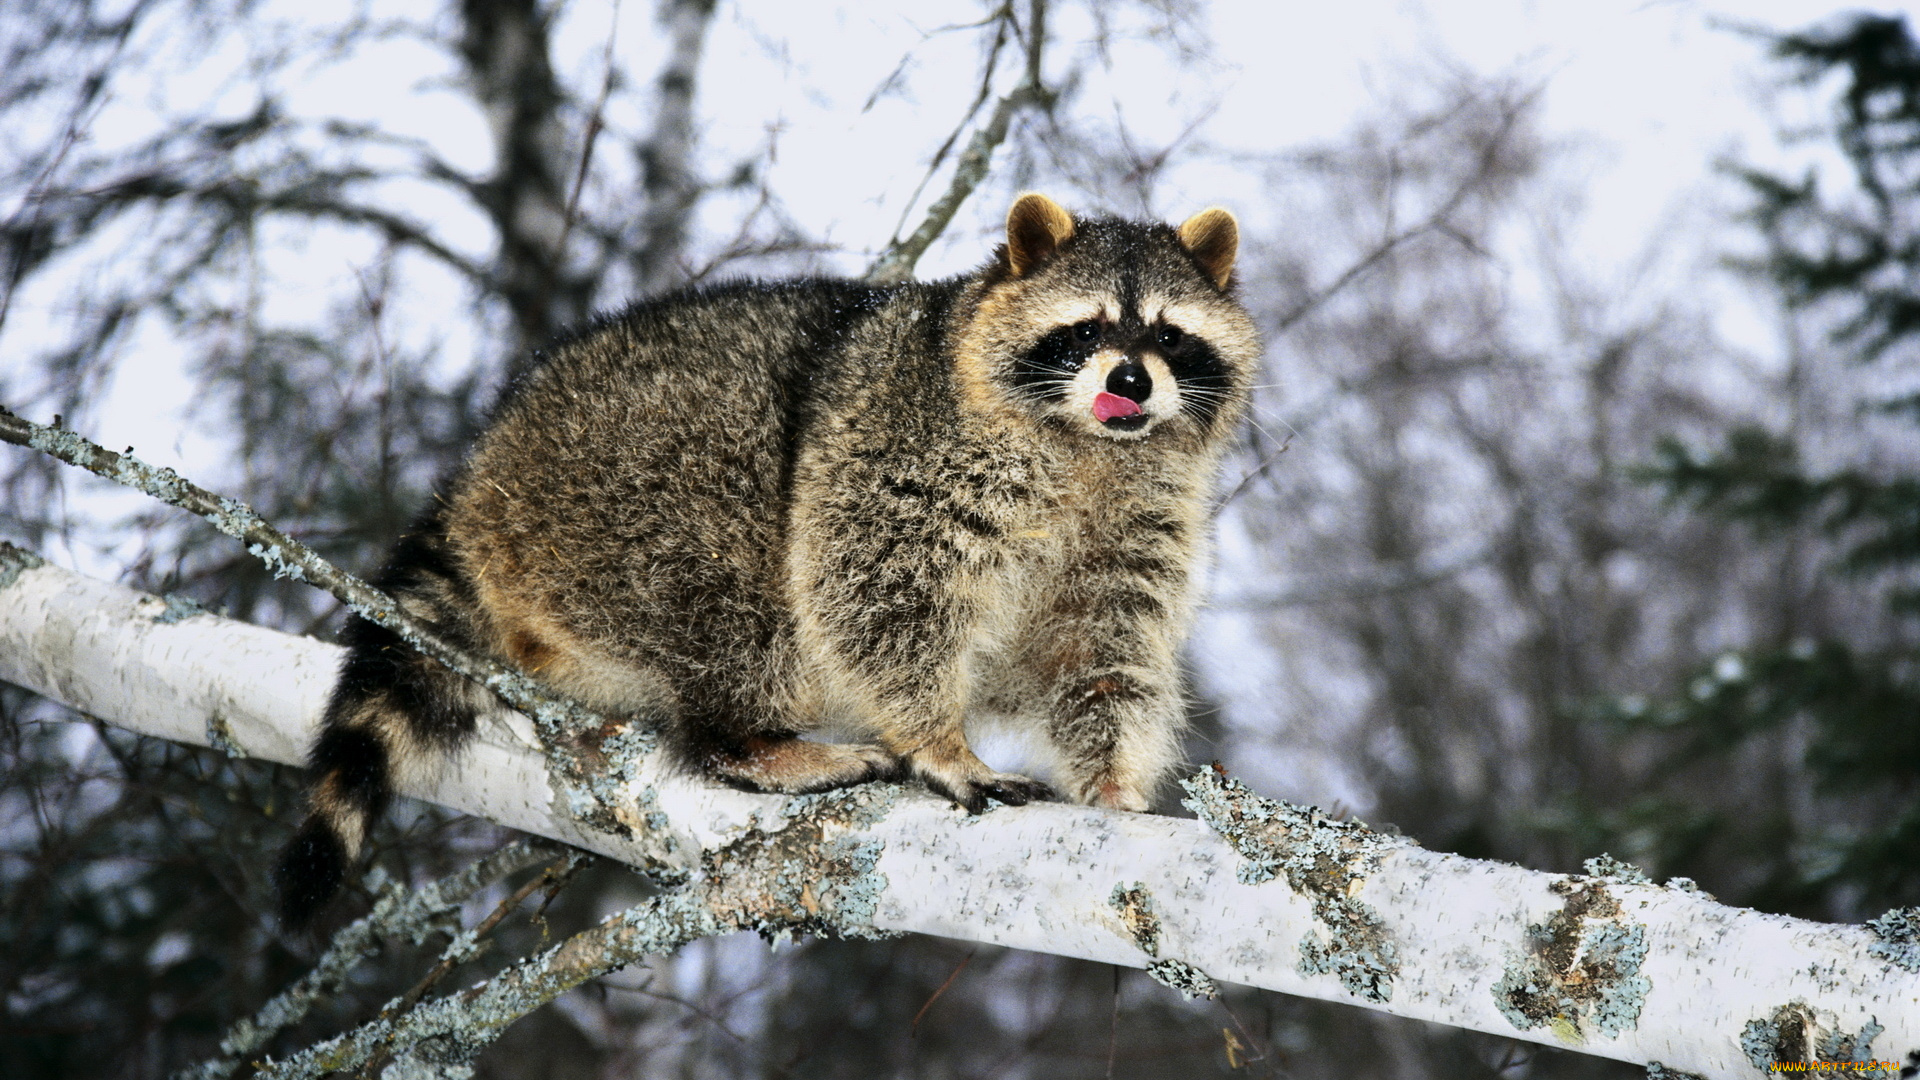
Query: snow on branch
[{"left": 1, "top": 545, "right": 1915, "bottom": 1077}]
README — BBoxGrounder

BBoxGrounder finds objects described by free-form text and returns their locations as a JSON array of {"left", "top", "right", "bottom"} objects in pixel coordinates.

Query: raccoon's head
[{"left": 955, "top": 193, "right": 1260, "bottom": 446}]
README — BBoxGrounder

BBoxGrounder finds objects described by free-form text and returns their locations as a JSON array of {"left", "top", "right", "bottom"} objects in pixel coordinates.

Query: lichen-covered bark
[
  {"left": 255, "top": 788, "right": 895, "bottom": 1077},
  {"left": 1490, "top": 875, "right": 1651, "bottom": 1041},
  {"left": 1182, "top": 770, "right": 1404, "bottom": 1003},
  {"left": 1110, "top": 883, "right": 1219, "bottom": 1000},
  {"left": 178, "top": 840, "right": 556, "bottom": 1080},
  {"left": 2, "top": 552, "right": 1917, "bottom": 1077}
]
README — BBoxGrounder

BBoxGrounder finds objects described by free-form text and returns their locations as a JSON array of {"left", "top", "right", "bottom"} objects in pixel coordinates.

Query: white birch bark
[{"left": 1, "top": 548, "right": 1914, "bottom": 1079}]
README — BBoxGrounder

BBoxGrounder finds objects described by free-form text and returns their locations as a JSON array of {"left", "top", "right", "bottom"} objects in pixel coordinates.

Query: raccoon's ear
[
  {"left": 1178, "top": 207, "right": 1239, "bottom": 290},
  {"left": 1005, "top": 193, "right": 1076, "bottom": 277}
]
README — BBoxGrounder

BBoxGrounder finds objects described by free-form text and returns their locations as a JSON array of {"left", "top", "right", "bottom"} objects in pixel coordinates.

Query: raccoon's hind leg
[
  {"left": 669, "top": 677, "right": 903, "bottom": 794},
  {"left": 275, "top": 537, "right": 492, "bottom": 926},
  {"left": 695, "top": 729, "right": 904, "bottom": 794}
]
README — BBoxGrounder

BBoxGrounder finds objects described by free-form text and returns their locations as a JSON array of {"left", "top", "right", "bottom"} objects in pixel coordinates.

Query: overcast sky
[
  {"left": 56, "top": 0, "right": 1891, "bottom": 451},
  {"left": 678, "top": 0, "right": 1876, "bottom": 275}
]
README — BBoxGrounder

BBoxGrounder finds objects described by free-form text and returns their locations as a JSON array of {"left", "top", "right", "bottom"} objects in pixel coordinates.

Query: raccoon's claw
[
  {"left": 922, "top": 770, "right": 1055, "bottom": 814},
  {"left": 978, "top": 775, "right": 1056, "bottom": 809}
]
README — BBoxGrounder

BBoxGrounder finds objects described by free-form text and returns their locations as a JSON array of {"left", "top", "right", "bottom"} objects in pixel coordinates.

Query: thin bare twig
[
  {"left": 1214, "top": 433, "right": 1292, "bottom": 510},
  {"left": 1212, "top": 994, "right": 1275, "bottom": 1075},
  {"left": 355, "top": 850, "right": 594, "bottom": 1079},
  {"left": 1269, "top": 89, "right": 1536, "bottom": 335},
  {"left": 0, "top": 9, "right": 141, "bottom": 332},
  {"left": 557, "top": 0, "right": 622, "bottom": 260},
  {"left": 1106, "top": 965, "right": 1121, "bottom": 1079},
  {"left": 606, "top": 979, "right": 796, "bottom": 1075},
  {"left": 879, "top": 1, "right": 1013, "bottom": 246},
  {"left": 911, "top": 949, "right": 975, "bottom": 1036},
  {"left": 174, "top": 839, "right": 558, "bottom": 1080},
  {"left": 1211, "top": 541, "right": 1493, "bottom": 610},
  {"left": 865, "top": 0, "right": 1049, "bottom": 285}
]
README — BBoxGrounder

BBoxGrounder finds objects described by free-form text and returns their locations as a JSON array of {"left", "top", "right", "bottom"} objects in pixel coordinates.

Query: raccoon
[{"left": 275, "top": 193, "right": 1259, "bottom": 925}]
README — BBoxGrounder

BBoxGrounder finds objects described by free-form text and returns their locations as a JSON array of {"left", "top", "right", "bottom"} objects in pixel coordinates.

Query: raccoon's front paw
[{"left": 912, "top": 758, "right": 1055, "bottom": 814}]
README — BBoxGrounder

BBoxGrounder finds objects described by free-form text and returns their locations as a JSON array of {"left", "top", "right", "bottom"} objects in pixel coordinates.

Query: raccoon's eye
[
  {"left": 1157, "top": 324, "right": 1184, "bottom": 350},
  {"left": 1073, "top": 320, "right": 1101, "bottom": 344}
]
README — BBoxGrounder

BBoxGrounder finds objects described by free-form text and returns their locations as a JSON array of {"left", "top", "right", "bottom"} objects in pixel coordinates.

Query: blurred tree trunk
[
  {"left": 457, "top": 0, "right": 588, "bottom": 363},
  {"left": 630, "top": 0, "right": 717, "bottom": 296}
]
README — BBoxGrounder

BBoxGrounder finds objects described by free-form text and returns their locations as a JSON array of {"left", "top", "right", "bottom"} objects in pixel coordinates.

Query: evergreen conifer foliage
[{"left": 1619, "top": 13, "right": 1920, "bottom": 917}]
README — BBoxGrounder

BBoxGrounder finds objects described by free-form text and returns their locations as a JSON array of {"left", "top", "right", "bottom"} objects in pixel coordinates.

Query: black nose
[{"left": 1105, "top": 362, "right": 1152, "bottom": 403}]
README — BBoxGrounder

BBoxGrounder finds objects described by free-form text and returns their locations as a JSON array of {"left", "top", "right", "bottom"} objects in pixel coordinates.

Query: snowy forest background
[{"left": 2, "top": 0, "right": 1917, "bottom": 1077}]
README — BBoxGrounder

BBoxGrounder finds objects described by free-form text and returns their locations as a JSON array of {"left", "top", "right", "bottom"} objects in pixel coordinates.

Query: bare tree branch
[
  {"left": 1268, "top": 86, "right": 1538, "bottom": 334},
  {"left": 256, "top": 789, "right": 895, "bottom": 1079},
  {"left": 630, "top": 0, "right": 720, "bottom": 296},
  {"left": 455, "top": 0, "right": 588, "bottom": 361},
  {"left": 352, "top": 849, "right": 595, "bottom": 1080},
  {"left": 175, "top": 838, "right": 560, "bottom": 1080},
  {"left": 865, "top": 0, "right": 1050, "bottom": 286}
]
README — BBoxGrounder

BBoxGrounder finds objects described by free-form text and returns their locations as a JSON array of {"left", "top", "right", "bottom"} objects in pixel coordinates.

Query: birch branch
[
  {"left": 0, "top": 403, "right": 678, "bottom": 865},
  {"left": 0, "top": 406, "right": 589, "bottom": 736},
  {"left": 2, "top": 546, "right": 1914, "bottom": 1078}
]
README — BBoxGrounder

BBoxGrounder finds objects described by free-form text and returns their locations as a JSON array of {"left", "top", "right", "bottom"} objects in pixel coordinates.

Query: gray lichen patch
[
  {"left": 546, "top": 717, "right": 667, "bottom": 851},
  {"left": 1492, "top": 876, "right": 1651, "bottom": 1043},
  {"left": 1181, "top": 769, "right": 1405, "bottom": 1003},
  {"left": 1296, "top": 905, "right": 1397, "bottom": 1004},
  {"left": 1145, "top": 958, "right": 1218, "bottom": 1001},
  {"left": 1110, "top": 883, "right": 1164, "bottom": 957},
  {"left": 246, "top": 541, "right": 307, "bottom": 582},
  {"left": 0, "top": 541, "right": 44, "bottom": 589},
  {"left": 1643, "top": 1064, "right": 1707, "bottom": 1080},
  {"left": 1661, "top": 876, "right": 1713, "bottom": 899},
  {"left": 776, "top": 782, "right": 899, "bottom": 834},
  {"left": 706, "top": 784, "right": 900, "bottom": 942},
  {"left": 205, "top": 710, "right": 244, "bottom": 759},
  {"left": 1108, "top": 883, "right": 1218, "bottom": 1000},
  {"left": 1740, "top": 1000, "right": 1884, "bottom": 1070},
  {"left": 1818, "top": 1018, "right": 1884, "bottom": 1065},
  {"left": 153, "top": 592, "right": 208, "bottom": 623},
  {"left": 26, "top": 422, "right": 194, "bottom": 508},
  {"left": 1866, "top": 906, "right": 1920, "bottom": 972},
  {"left": 1582, "top": 853, "right": 1650, "bottom": 885}
]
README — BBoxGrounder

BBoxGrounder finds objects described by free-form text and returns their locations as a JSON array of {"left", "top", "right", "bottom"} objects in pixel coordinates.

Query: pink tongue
[{"left": 1093, "top": 392, "right": 1143, "bottom": 422}]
